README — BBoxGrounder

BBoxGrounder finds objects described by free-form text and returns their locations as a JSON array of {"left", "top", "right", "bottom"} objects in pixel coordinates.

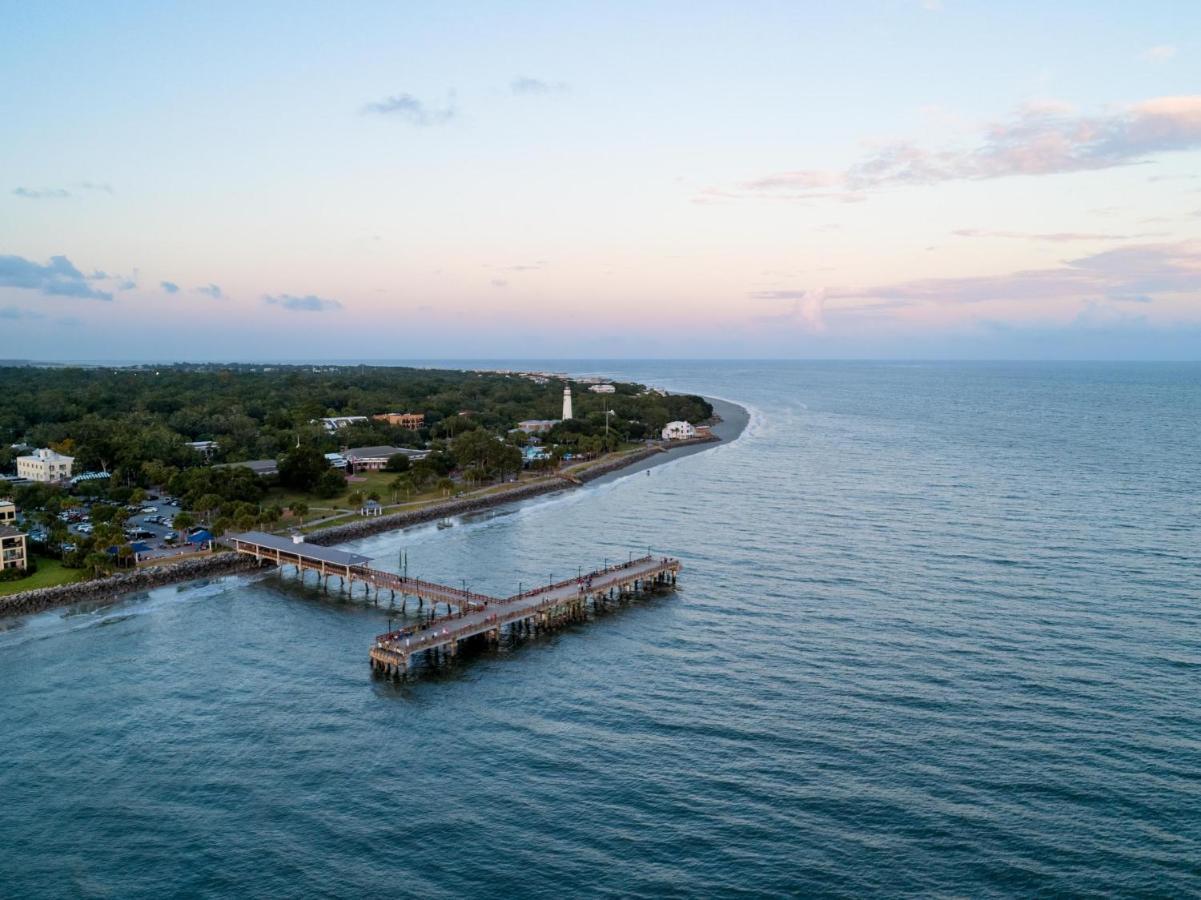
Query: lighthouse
[{"left": 562, "top": 385, "right": 573, "bottom": 421}]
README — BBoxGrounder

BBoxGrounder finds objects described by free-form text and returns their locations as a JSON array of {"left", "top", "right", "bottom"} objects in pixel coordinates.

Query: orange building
[{"left": 373, "top": 412, "right": 425, "bottom": 429}]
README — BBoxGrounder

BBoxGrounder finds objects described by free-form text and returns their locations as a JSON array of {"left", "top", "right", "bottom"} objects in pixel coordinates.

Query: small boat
[{"left": 437, "top": 519, "right": 453, "bottom": 530}]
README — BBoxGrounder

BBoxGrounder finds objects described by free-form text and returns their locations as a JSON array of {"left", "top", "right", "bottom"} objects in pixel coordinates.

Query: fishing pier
[{"left": 228, "top": 532, "right": 681, "bottom": 678}]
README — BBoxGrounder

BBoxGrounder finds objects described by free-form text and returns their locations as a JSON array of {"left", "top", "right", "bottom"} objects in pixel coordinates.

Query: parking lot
[{"left": 54, "top": 495, "right": 210, "bottom": 562}]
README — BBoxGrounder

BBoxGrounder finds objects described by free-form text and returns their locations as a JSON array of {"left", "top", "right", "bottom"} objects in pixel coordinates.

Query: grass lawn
[
  {"left": 269, "top": 471, "right": 419, "bottom": 514},
  {"left": 0, "top": 558, "right": 90, "bottom": 596},
  {"left": 268, "top": 471, "right": 458, "bottom": 530}
]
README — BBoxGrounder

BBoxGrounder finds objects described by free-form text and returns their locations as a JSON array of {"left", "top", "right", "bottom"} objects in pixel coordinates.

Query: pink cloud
[
  {"left": 718, "top": 95, "right": 1201, "bottom": 200},
  {"left": 822, "top": 239, "right": 1201, "bottom": 305}
]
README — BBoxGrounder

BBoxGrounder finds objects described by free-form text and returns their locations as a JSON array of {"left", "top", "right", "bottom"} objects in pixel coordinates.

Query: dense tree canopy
[{"left": 0, "top": 364, "right": 713, "bottom": 516}]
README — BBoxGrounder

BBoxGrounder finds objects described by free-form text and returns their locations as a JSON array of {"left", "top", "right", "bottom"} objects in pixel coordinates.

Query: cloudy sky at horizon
[{"left": 2, "top": 1, "right": 1200, "bottom": 360}]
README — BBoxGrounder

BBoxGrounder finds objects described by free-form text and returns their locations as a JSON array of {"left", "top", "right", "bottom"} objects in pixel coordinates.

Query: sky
[{"left": 2, "top": 0, "right": 1200, "bottom": 361}]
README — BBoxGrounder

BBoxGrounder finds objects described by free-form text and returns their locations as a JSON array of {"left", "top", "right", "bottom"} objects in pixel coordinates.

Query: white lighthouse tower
[{"left": 562, "top": 385, "right": 573, "bottom": 421}]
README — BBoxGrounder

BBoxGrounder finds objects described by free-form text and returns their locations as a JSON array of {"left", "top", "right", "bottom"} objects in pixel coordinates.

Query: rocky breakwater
[{"left": 0, "top": 553, "right": 261, "bottom": 618}]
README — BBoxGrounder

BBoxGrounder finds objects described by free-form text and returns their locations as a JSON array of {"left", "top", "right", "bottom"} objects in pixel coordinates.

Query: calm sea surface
[{"left": 2, "top": 361, "right": 1199, "bottom": 898}]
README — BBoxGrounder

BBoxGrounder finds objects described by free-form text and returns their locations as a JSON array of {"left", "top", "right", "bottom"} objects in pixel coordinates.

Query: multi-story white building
[
  {"left": 0, "top": 500, "right": 16, "bottom": 525},
  {"left": 588, "top": 384, "right": 616, "bottom": 393},
  {"left": 16, "top": 448, "right": 74, "bottom": 483},
  {"left": 661, "top": 421, "right": 698, "bottom": 441}
]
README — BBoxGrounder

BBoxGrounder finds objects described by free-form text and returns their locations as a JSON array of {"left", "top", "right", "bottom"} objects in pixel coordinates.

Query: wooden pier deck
[{"left": 227, "top": 532, "right": 681, "bottom": 678}]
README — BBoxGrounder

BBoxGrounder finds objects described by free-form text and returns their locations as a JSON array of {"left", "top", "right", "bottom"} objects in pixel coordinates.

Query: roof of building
[
  {"left": 71, "top": 471, "right": 112, "bottom": 483},
  {"left": 344, "top": 445, "right": 428, "bottom": 460},
  {"left": 18, "top": 448, "right": 74, "bottom": 462},
  {"left": 230, "top": 531, "right": 371, "bottom": 567},
  {"left": 214, "top": 459, "right": 278, "bottom": 475},
  {"left": 0, "top": 525, "right": 24, "bottom": 538}
]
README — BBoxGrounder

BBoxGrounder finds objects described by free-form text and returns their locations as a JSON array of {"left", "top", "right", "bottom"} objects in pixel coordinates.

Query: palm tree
[
  {"left": 83, "top": 551, "right": 113, "bottom": 579},
  {"left": 290, "top": 501, "right": 309, "bottom": 525}
]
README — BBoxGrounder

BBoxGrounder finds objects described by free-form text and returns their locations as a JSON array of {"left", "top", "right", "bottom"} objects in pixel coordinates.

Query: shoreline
[{"left": 0, "top": 396, "right": 749, "bottom": 620}]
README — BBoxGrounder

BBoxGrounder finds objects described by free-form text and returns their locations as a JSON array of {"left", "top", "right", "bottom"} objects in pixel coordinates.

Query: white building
[
  {"left": 315, "top": 416, "right": 369, "bottom": 433},
  {"left": 186, "top": 440, "right": 219, "bottom": 460},
  {"left": 661, "top": 421, "right": 697, "bottom": 441},
  {"left": 562, "top": 386, "right": 573, "bottom": 420},
  {"left": 589, "top": 384, "right": 616, "bottom": 394},
  {"left": 16, "top": 448, "right": 74, "bottom": 483},
  {"left": 515, "top": 419, "right": 558, "bottom": 434},
  {"left": 0, "top": 500, "right": 16, "bottom": 525}
]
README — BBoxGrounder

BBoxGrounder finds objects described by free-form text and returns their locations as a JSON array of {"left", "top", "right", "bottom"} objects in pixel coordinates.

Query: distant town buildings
[
  {"left": 16, "top": 448, "right": 74, "bottom": 483},
  {"left": 372, "top": 412, "right": 425, "bottom": 429},
  {"left": 588, "top": 384, "right": 616, "bottom": 393},
  {"left": 0, "top": 525, "right": 28, "bottom": 572},
  {"left": 316, "top": 416, "right": 369, "bottom": 433},
  {"left": 661, "top": 421, "right": 698, "bottom": 441}
]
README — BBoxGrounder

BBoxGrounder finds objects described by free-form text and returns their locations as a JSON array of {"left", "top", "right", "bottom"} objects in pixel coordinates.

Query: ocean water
[{"left": 1, "top": 361, "right": 1199, "bottom": 898}]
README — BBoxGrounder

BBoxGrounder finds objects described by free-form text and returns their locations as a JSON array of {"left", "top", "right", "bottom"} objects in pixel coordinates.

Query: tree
[
  {"left": 278, "top": 446, "right": 327, "bottom": 490},
  {"left": 289, "top": 501, "right": 309, "bottom": 525},
  {"left": 83, "top": 552, "right": 114, "bottom": 578},
  {"left": 196, "top": 493, "right": 224, "bottom": 524},
  {"left": 347, "top": 491, "right": 364, "bottom": 509},
  {"left": 313, "top": 469, "right": 345, "bottom": 499},
  {"left": 173, "top": 512, "right": 196, "bottom": 533},
  {"left": 391, "top": 475, "right": 414, "bottom": 502},
  {"left": 384, "top": 453, "right": 410, "bottom": 473},
  {"left": 436, "top": 477, "right": 454, "bottom": 498}
]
